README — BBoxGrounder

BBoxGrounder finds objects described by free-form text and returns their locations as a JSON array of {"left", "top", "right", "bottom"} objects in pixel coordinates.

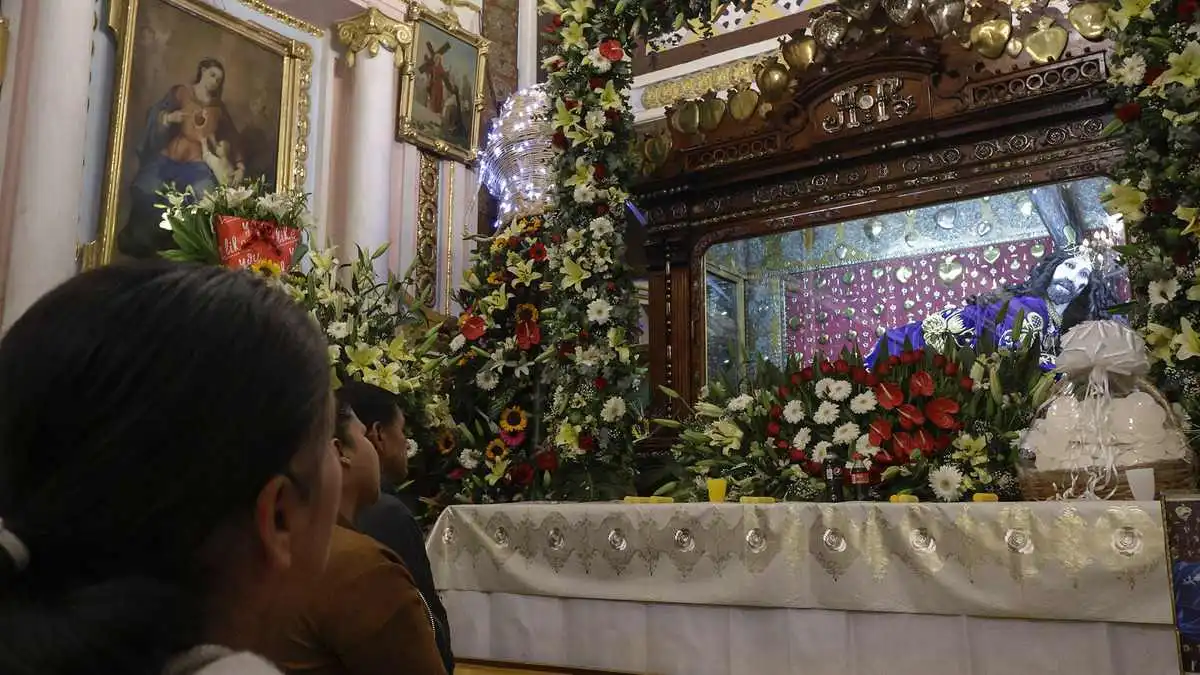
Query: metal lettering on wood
[{"left": 821, "top": 77, "right": 916, "bottom": 134}]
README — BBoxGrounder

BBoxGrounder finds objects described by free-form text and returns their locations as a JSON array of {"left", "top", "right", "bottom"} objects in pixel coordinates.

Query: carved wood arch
[{"left": 634, "top": 19, "right": 1117, "bottom": 411}]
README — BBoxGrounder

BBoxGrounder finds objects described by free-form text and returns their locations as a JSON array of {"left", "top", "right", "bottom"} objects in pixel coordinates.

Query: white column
[
  {"left": 517, "top": 0, "right": 539, "bottom": 89},
  {"left": 1, "top": 0, "right": 95, "bottom": 329},
  {"left": 335, "top": 8, "right": 403, "bottom": 276}
]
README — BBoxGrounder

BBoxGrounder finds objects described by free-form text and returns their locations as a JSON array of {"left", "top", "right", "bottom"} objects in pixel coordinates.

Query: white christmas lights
[{"left": 479, "top": 85, "right": 555, "bottom": 227}]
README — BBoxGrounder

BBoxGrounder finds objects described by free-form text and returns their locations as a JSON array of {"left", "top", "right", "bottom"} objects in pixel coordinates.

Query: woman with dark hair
[
  {"left": 0, "top": 262, "right": 342, "bottom": 674},
  {"left": 257, "top": 388, "right": 446, "bottom": 675}
]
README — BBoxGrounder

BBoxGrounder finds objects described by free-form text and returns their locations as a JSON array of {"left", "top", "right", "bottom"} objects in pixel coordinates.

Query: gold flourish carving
[
  {"left": 237, "top": 0, "right": 323, "bottom": 37},
  {"left": 335, "top": 7, "right": 412, "bottom": 67},
  {"left": 415, "top": 152, "right": 440, "bottom": 306},
  {"left": 641, "top": 54, "right": 772, "bottom": 110}
]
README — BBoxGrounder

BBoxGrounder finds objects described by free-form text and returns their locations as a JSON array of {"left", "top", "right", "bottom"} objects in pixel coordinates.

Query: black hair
[
  {"left": 337, "top": 381, "right": 402, "bottom": 430},
  {"left": 193, "top": 58, "right": 226, "bottom": 97},
  {"left": 333, "top": 387, "right": 358, "bottom": 445},
  {"left": 0, "top": 261, "right": 331, "bottom": 675}
]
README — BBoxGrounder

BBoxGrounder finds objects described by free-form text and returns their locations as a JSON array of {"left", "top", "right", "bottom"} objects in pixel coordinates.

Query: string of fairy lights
[{"left": 478, "top": 85, "right": 555, "bottom": 228}]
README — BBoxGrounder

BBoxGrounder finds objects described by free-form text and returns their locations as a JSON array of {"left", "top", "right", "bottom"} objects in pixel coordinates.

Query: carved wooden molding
[{"left": 414, "top": 151, "right": 440, "bottom": 305}]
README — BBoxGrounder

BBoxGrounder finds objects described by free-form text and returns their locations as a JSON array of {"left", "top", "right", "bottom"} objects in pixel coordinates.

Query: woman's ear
[
  {"left": 364, "top": 421, "right": 383, "bottom": 447},
  {"left": 332, "top": 438, "right": 352, "bottom": 467}
]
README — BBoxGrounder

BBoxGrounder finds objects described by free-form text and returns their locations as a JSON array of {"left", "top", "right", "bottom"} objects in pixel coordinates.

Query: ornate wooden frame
[{"left": 635, "top": 23, "right": 1119, "bottom": 411}]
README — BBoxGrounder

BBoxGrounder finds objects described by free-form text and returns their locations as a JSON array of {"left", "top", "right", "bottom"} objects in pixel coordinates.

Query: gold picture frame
[
  {"left": 397, "top": 6, "right": 488, "bottom": 165},
  {"left": 90, "top": 0, "right": 312, "bottom": 267}
]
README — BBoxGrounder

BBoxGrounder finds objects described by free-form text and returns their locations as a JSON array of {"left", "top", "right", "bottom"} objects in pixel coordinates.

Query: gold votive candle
[{"left": 707, "top": 478, "right": 728, "bottom": 503}]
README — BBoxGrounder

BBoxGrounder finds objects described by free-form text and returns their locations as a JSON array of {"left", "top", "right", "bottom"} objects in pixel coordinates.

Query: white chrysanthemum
[
  {"left": 727, "top": 394, "right": 754, "bottom": 413},
  {"left": 590, "top": 216, "right": 614, "bottom": 237},
  {"left": 601, "top": 396, "right": 627, "bottom": 422},
  {"left": 791, "top": 427, "right": 812, "bottom": 451},
  {"left": 849, "top": 390, "right": 877, "bottom": 414},
  {"left": 811, "top": 441, "right": 832, "bottom": 464},
  {"left": 587, "top": 298, "right": 614, "bottom": 324},
  {"left": 406, "top": 438, "right": 420, "bottom": 459},
  {"left": 929, "top": 465, "right": 965, "bottom": 502},
  {"left": 815, "top": 378, "right": 835, "bottom": 399},
  {"left": 327, "top": 321, "right": 351, "bottom": 340},
  {"left": 459, "top": 449, "right": 479, "bottom": 471},
  {"left": 450, "top": 334, "right": 466, "bottom": 352},
  {"left": 1112, "top": 52, "right": 1147, "bottom": 87},
  {"left": 826, "top": 381, "right": 852, "bottom": 402},
  {"left": 855, "top": 434, "right": 880, "bottom": 457},
  {"left": 783, "top": 400, "right": 806, "bottom": 424},
  {"left": 813, "top": 401, "right": 840, "bottom": 425},
  {"left": 475, "top": 370, "right": 500, "bottom": 391},
  {"left": 832, "top": 422, "right": 861, "bottom": 445}
]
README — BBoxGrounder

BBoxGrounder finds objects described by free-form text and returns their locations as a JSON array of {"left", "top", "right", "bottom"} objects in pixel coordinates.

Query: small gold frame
[
  {"left": 396, "top": 6, "right": 488, "bottom": 165},
  {"left": 92, "top": 0, "right": 312, "bottom": 267}
]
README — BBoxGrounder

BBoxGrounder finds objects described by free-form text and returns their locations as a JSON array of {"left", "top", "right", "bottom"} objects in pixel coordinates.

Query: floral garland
[
  {"left": 659, "top": 343, "right": 1051, "bottom": 502},
  {"left": 537, "top": 0, "right": 752, "bottom": 498},
  {"left": 1103, "top": 0, "right": 1200, "bottom": 420}
]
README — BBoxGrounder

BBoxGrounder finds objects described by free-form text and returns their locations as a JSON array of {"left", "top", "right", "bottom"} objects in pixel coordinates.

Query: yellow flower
[
  {"left": 1102, "top": 183, "right": 1147, "bottom": 223},
  {"left": 560, "top": 257, "right": 591, "bottom": 291},
  {"left": 487, "top": 271, "right": 505, "bottom": 285},
  {"left": 249, "top": 259, "right": 283, "bottom": 279},
  {"left": 561, "top": 0, "right": 594, "bottom": 21},
  {"left": 485, "top": 438, "right": 509, "bottom": 462},
  {"left": 1163, "top": 109, "right": 1200, "bottom": 127},
  {"left": 554, "top": 422, "right": 580, "bottom": 449},
  {"left": 1172, "top": 318, "right": 1200, "bottom": 361},
  {"left": 1145, "top": 323, "right": 1177, "bottom": 363},
  {"left": 1161, "top": 41, "right": 1200, "bottom": 88},
  {"left": 599, "top": 80, "right": 623, "bottom": 111},
  {"left": 516, "top": 303, "right": 539, "bottom": 322},
  {"left": 437, "top": 429, "right": 457, "bottom": 455},
  {"left": 563, "top": 157, "right": 595, "bottom": 188},
  {"left": 1106, "top": 0, "right": 1155, "bottom": 29},
  {"left": 500, "top": 406, "right": 529, "bottom": 433},
  {"left": 507, "top": 258, "right": 543, "bottom": 288},
  {"left": 1178, "top": 206, "right": 1200, "bottom": 237}
]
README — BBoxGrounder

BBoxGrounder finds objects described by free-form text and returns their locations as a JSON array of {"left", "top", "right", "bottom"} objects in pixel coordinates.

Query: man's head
[
  {"left": 333, "top": 390, "right": 381, "bottom": 514},
  {"left": 193, "top": 58, "right": 226, "bottom": 98},
  {"left": 1047, "top": 254, "right": 1093, "bottom": 306},
  {"left": 337, "top": 381, "right": 409, "bottom": 484}
]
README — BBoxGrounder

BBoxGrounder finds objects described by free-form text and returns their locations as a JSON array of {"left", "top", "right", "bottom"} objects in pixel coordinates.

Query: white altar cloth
[{"left": 428, "top": 502, "right": 1178, "bottom": 675}]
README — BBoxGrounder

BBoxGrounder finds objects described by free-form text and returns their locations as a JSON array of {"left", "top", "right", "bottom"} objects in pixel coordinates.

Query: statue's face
[
  {"left": 199, "top": 66, "right": 224, "bottom": 96},
  {"left": 1048, "top": 255, "right": 1093, "bottom": 305}
]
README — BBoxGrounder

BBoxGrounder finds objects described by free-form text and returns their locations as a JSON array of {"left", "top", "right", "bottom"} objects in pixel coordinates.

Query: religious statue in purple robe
[{"left": 866, "top": 184, "right": 1124, "bottom": 370}]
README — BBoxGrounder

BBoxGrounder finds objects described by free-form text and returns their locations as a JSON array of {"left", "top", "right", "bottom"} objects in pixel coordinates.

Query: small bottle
[
  {"left": 850, "top": 456, "right": 871, "bottom": 501},
  {"left": 823, "top": 456, "right": 845, "bottom": 503}
]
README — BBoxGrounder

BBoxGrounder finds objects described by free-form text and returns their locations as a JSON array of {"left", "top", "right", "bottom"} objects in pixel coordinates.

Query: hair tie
[{"left": 0, "top": 519, "right": 30, "bottom": 573}]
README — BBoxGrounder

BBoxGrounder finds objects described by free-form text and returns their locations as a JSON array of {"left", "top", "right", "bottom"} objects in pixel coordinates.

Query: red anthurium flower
[
  {"left": 460, "top": 314, "right": 486, "bottom": 341},
  {"left": 529, "top": 242, "right": 548, "bottom": 261},
  {"left": 535, "top": 450, "right": 559, "bottom": 472},
  {"left": 800, "top": 367, "right": 814, "bottom": 381},
  {"left": 790, "top": 448, "right": 807, "bottom": 462},
  {"left": 899, "top": 350, "right": 918, "bottom": 365},
  {"left": 868, "top": 418, "right": 893, "bottom": 446},
  {"left": 552, "top": 130, "right": 567, "bottom": 148},
  {"left": 925, "top": 397, "right": 960, "bottom": 430},
  {"left": 892, "top": 432, "right": 914, "bottom": 463},
  {"left": 876, "top": 364, "right": 892, "bottom": 377},
  {"left": 558, "top": 340, "right": 575, "bottom": 357},
  {"left": 598, "top": 39, "right": 625, "bottom": 61},
  {"left": 852, "top": 367, "right": 868, "bottom": 383},
  {"left": 819, "top": 361, "right": 834, "bottom": 375},
  {"left": 766, "top": 421, "right": 781, "bottom": 437},
  {"left": 834, "top": 359, "right": 850, "bottom": 374},
  {"left": 874, "top": 382, "right": 904, "bottom": 410},
  {"left": 896, "top": 403, "right": 925, "bottom": 430},
  {"left": 932, "top": 354, "right": 947, "bottom": 368},
  {"left": 864, "top": 373, "right": 879, "bottom": 387},
  {"left": 912, "top": 429, "right": 934, "bottom": 454},
  {"left": 516, "top": 320, "right": 541, "bottom": 350},
  {"left": 888, "top": 356, "right": 901, "bottom": 367},
  {"left": 959, "top": 377, "right": 974, "bottom": 391},
  {"left": 509, "top": 463, "right": 535, "bottom": 486},
  {"left": 934, "top": 434, "right": 953, "bottom": 451},
  {"left": 769, "top": 405, "right": 783, "bottom": 419},
  {"left": 944, "top": 362, "right": 959, "bottom": 376},
  {"left": 909, "top": 371, "right": 935, "bottom": 398}
]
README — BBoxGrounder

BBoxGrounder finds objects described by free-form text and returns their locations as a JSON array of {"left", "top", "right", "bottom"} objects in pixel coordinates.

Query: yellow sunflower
[
  {"left": 249, "top": 259, "right": 283, "bottom": 279},
  {"left": 515, "top": 304, "right": 539, "bottom": 323},
  {"left": 499, "top": 406, "right": 529, "bottom": 433},
  {"left": 436, "top": 429, "right": 457, "bottom": 455},
  {"left": 485, "top": 438, "right": 509, "bottom": 461}
]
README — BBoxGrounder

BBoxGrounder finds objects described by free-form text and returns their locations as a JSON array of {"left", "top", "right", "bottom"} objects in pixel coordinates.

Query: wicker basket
[{"left": 1019, "top": 457, "right": 1196, "bottom": 501}]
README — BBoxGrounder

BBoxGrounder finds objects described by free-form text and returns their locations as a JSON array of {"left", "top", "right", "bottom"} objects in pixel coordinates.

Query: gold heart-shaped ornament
[
  {"left": 756, "top": 61, "right": 792, "bottom": 102},
  {"left": 643, "top": 134, "right": 672, "bottom": 165},
  {"left": 1068, "top": 2, "right": 1107, "bottom": 41},
  {"left": 781, "top": 36, "right": 819, "bottom": 72},
  {"left": 672, "top": 100, "right": 701, "bottom": 135},
  {"left": 728, "top": 88, "right": 760, "bottom": 121},
  {"left": 699, "top": 96, "right": 727, "bottom": 131},
  {"left": 970, "top": 19, "right": 1012, "bottom": 59},
  {"left": 1024, "top": 19, "right": 1068, "bottom": 64}
]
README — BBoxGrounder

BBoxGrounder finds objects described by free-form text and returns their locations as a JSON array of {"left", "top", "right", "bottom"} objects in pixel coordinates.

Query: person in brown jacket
[{"left": 260, "top": 389, "right": 448, "bottom": 675}]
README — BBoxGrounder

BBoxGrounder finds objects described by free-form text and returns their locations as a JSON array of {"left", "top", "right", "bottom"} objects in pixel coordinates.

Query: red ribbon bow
[{"left": 215, "top": 215, "right": 300, "bottom": 270}]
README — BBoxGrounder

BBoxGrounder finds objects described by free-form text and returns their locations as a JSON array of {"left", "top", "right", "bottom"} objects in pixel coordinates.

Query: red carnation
[
  {"left": 925, "top": 397, "right": 960, "bottom": 430},
  {"left": 777, "top": 385, "right": 791, "bottom": 399},
  {"left": 932, "top": 354, "right": 947, "bottom": 368},
  {"left": 530, "top": 242, "right": 548, "bottom": 261},
  {"left": 509, "top": 463, "right": 535, "bottom": 486},
  {"left": 959, "top": 377, "right": 975, "bottom": 391},
  {"left": 1116, "top": 102, "right": 1142, "bottom": 123},
  {"left": 550, "top": 233, "right": 563, "bottom": 244},
  {"left": 834, "top": 359, "right": 850, "bottom": 374},
  {"left": 790, "top": 448, "right": 807, "bottom": 462},
  {"left": 1180, "top": 0, "right": 1198, "bottom": 20},
  {"left": 801, "top": 367, "right": 815, "bottom": 381},
  {"left": 909, "top": 371, "right": 935, "bottom": 398},
  {"left": 776, "top": 439, "right": 789, "bottom": 450},
  {"left": 598, "top": 39, "right": 625, "bottom": 62},
  {"left": 769, "top": 405, "right": 783, "bottom": 419},
  {"left": 766, "top": 421, "right": 781, "bottom": 438},
  {"left": 594, "top": 377, "right": 607, "bottom": 389},
  {"left": 535, "top": 450, "right": 559, "bottom": 472},
  {"left": 460, "top": 314, "right": 486, "bottom": 341},
  {"left": 896, "top": 403, "right": 925, "bottom": 430},
  {"left": 874, "top": 382, "right": 904, "bottom": 410},
  {"left": 943, "top": 362, "right": 959, "bottom": 376},
  {"left": 819, "top": 361, "right": 835, "bottom": 375}
]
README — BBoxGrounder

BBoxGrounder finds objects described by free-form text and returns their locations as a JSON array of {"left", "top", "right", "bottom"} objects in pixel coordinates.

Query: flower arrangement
[
  {"left": 660, "top": 342, "right": 1050, "bottom": 502},
  {"left": 441, "top": 215, "right": 560, "bottom": 504},
  {"left": 158, "top": 180, "right": 311, "bottom": 269},
  {"left": 1103, "top": 0, "right": 1200, "bottom": 423}
]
